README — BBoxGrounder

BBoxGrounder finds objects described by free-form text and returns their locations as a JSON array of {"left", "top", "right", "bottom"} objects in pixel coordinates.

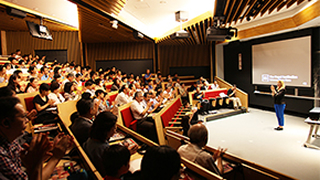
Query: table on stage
[{"left": 304, "top": 118, "right": 320, "bottom": 149}]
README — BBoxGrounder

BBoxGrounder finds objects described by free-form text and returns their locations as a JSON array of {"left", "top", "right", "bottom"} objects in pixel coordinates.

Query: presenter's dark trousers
[
  {"left": 137, "top": 117, "right": 158, "bottom": 143},
  {"left": 274, "top": 104, "right": 286, "bottom": 126}
]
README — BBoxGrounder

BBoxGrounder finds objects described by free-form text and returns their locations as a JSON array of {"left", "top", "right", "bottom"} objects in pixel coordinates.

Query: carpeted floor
[{"left": 203, "top": 108, "right": 320, "bottom": 180}]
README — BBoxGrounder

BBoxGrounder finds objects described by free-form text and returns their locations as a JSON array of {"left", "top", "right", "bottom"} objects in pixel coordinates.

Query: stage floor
[{"left": 205, "top": 108, "right": 320, "bottom": 180}]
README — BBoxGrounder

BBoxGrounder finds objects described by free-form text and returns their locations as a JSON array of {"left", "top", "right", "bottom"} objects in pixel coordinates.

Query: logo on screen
[{"left": 262, "top": 74, "right": 269, "bottom": 82}]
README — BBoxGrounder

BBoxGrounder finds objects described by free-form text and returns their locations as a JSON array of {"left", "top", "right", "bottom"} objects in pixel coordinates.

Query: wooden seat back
[{"left": 57, "top": 100, "right": 78, "bottom": 128}]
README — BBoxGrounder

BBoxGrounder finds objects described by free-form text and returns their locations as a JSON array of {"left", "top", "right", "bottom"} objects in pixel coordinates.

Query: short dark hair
[
  {"left": 53, "top": 73, "right": 61, "bottom": 79},
  {"left": 50, "top": 81, "right": 60, "bottom": 92},
  {"left": 40, "top": 66, "right": 47, "bottom": 73},
  {"left": 0, "top": 97, "right": 20, "bottom": 122},
  {"left": 119, "top": 84, "right": 127, "bottom": 93},
  {"left": 28, "top": 65, "right": 36, "bottom": 73},
  {"left": 76, "top": 98, "right": 94, "bottom": 116},
  {"left": 66, "top": 73, "right": 74, "bottom": 78},
  {"left": 85, "top": 80, "right": 94, "bottom": 87},
  {"left": 89, "top": 111, "right": 117, "bottom": 142},
  {"left": 39, "top": 83, "right": 50, "bottom": 93},
  {"left": 95, "top": 89, "right": 105, "bottom": 97},
  {"left": 141, "top": 145, "right": 181, "bottom": 180},
  {"left": 64, "top": 82, "right": 73, "bottom": 94},
  {"left": 75, "top": 73, "right": 81, "bottom": 78},
  {"left": 81, "top": 92, "right": 92, "bottom": 100},
  {"left": 102, "top": 144, "right": 130, "bottom": 177}
]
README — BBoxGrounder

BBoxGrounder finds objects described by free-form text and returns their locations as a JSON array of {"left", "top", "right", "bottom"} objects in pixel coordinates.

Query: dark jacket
[{"left": 274, "top": 88, "right": 286, "bottom": 104}]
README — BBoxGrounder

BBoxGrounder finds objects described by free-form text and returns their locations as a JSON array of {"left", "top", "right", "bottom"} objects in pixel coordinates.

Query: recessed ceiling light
[{"left": 160, "top": 1, "right": 167, "bottom": 4}]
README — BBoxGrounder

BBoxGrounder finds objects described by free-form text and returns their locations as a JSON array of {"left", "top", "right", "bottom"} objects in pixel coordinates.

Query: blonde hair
[{"left": 277, "top": 80, "right": 285, "bottom": 90}]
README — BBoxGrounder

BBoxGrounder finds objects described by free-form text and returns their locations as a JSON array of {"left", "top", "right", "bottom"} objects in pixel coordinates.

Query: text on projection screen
[{"left": 252, "top": 36, "right": 311, "bottom": 87}]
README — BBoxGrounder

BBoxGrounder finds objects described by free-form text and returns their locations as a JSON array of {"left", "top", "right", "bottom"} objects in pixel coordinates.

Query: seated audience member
[
  {"left": 28, "top": 66, "right": 38, "bottom": 80},
  {"left": 227, "top": 84, "right": 242, "bottom": 110},
  {"left": 163, "top": 86, "right": 175, "bottom": 101},
  {"left": 83, "top": 111, "right": 117, "bottom": 176},
  {"left": 64, "top": 82, "right": 80, "bottom": 101},
  {"left": 0, "top": 65, "right": 8, "bottom": 83},
  {"left": 188, "top": 83, "right": 198, "bottom": 92},
  {"left": 102, "top": 144, "right": 131, "bottom": 180},
  {"left": 141, "top": 92, "right": 161, "bottom": 114},
  {"left": 84, "top": 80, "right": 95, "bottom": 97},
  {"left": 25, "top": 77, "right": 38, "bottom": 93},
  {"left": 48, "top": 81, "right": 65, "bottom": 105},
  {"left": 0, "top": 97, "right": 73, "bottom": 180},
  {"left": 95, "top": 78, "right": 104, "bottom": 90},
  {"left": 197, "top": 77, "right": 208, "bottom": 85},
  {"left": 111, "top": 79, "right": 121, "bottom": 92},
  {"left": 7, "top": 74, "right": 24, "bottom": 94},
  {"left": 115, "top": 85, "right": 131, "bottom": 107},
  {"left": 201, "top": 81, "right": 209, "bottom": 90},
  {"left": 94, "top": 89, "right": 108, "bottom": 115},
  {"left": 4, "top": 63, "right": 13, "bottom": 75},
  {"left": 130, "top": 92, "right": 158, "bottom": 142},
  {"left": 178, "top": 124, "right": 227, "bottom": 175},
  {"left": 70, "top": 97, "right": 97, "bottom": 146},
  {"left": 211, "top": 80, "right": 220, "bottom": 89},
  {"left": 194, "top": 87, "right": 210, "bottom": 115},
  {"left": 62, "top": 73, "right": 74, "bottom": 85},
  {"left": 52, "top": 73, "right": 62, "bottom": 83},
  {"left": 181, "top": 104, "right": 201, "bottom": 137},
  {"left": 74, "top": 73, "right": 82, "bottom": 87},
  {"left": 140, "top": 145, "right": 181, "bottom": 180},
  {"left": 40, "top": 66, "right": 50, "bottom": 81},
  {"left": 33, "top": 83, "right": 55, "bottom": 124},
  {"left": 172, "top": 73, "right": 179, "bottom": 82}
]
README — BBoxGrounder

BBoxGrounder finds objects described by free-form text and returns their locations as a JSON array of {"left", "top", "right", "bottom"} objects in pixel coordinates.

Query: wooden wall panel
[
  {"left": 159, "top": 44, "right": 210, "bottom": 75},
  {"left": 6, "top": 31, "right": 81, "bottom": 64},
  {"left": 86, "top": 42, "right": 154, "bottom": 70}
]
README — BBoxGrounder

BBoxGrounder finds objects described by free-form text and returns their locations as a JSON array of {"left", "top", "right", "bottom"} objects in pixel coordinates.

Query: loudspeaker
[{"left": 6, "top": 7, "right": 27, "bottom": 19}]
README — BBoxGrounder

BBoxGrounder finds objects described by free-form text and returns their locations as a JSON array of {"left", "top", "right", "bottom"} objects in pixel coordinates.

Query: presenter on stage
[{"left": 270, "top": 80, "right": 286, "bottom": 131}]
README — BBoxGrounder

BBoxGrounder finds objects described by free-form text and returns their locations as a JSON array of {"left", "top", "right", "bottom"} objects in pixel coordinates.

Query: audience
[
  {"left": 227, "top": 84, "right": 242, "bottom": 110},
  {"left": 48, "top": 81, "right": 65, "bottom": 105},
  {"left": 140, "top": 145, "right": 181, "bottom": 180},
  {"left": 102, "top": 144, "right": 131, "bottom": 180},
  {"left": 70, "top": 97, "right": 97, "bottom": 145},
  {"left": 33, "top": 83, "right": 55, "bottom": 124},
  {"left": 25, "top": 77, "right": 38, "bottom": 93},
  {"left": 0, "top": 97, "right": 73, "bottom": 180},
  {"left": 0, "top": 50, "right": 241, "bottom": 179},
  {"left": 130, "top": 91, "right": 158, "bottom": 142},
  {"left": 178, "top": 124, "right": 227, "bottom": 175},
  {"left": 64, "top": 82, "right": 80, "bottom": 101}
]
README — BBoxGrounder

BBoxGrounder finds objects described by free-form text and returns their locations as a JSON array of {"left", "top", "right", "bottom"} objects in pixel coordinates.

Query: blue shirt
[{"left": 41, "top": 74, "right": 50, "bottom": 81}]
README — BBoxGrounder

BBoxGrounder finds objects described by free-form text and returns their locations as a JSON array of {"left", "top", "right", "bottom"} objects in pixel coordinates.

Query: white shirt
[
  {"left": 48, "top": 92, "right": 65, "bottom": 105},
  {"left": 85, "top": 89, "right": 95, "bottom": 97},
  {"left": 115, "top": 92, "right": 131, "bottom": 107},
  {"left": 211, "top": 84, "right": 220, "bottom": 89},
  {"left": 130, "top": 100, "right": 145, "bottom": 120},
  {"left": 62, "top": 79, "right": 70, "bottom": 85}
]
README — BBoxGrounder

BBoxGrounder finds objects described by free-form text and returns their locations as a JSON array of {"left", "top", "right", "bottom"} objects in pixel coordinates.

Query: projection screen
[{"left": 252, "top": 36, "right": 311, "bottom": 87}]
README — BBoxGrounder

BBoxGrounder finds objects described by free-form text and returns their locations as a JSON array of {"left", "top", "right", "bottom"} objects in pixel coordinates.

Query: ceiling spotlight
[{"left": 110, "top": 20, "right": 118, "bottom": 29}]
